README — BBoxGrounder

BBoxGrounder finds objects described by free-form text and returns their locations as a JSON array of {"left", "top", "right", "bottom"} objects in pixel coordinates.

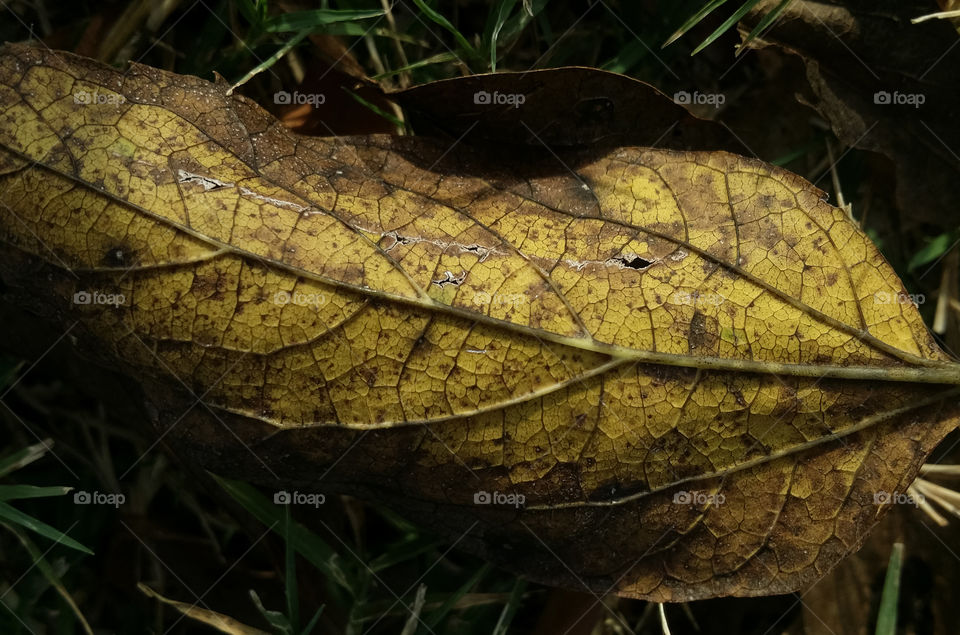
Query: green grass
[
  {"left": 662, "top": 0, "right": 797, "bottom": 55},
  {"left": 874, "top": 542, "right": 904, "bottom": 635},
  {"left": 0, "top": 439, "right": 93, "bottom": 632}
]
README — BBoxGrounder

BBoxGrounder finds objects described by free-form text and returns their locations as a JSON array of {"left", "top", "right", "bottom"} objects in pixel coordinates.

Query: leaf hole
[
  {"left": 611, "top": 254, "right": 653, "bottom": 270},
  {"left": 461, "top": 244, "right": 491, "bottom": 262},
  {"left": 176, "top": 169, "right": 233, "bottom": 191},
  {"left": 432, "top": 271, "right": 466, "bottom": 288}
]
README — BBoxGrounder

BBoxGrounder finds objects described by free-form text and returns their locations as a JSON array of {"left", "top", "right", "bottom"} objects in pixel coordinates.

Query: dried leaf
[
  {"left": 1, "top": 44, "right": 959, "bottom": 602},
  {"left": 389, "top": 67, "right": 745, "bottom": 152},
  {"left": 137, "top": 583, "right": 269, "bottom": 635},
  {"left": 738, "top": 0, "right": 960, "bottom": 231}
]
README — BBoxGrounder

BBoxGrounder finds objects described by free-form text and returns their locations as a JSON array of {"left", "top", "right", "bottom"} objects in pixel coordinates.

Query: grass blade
[
  {"left": 491, "top": 578, "right": 526, "bottom": 635},
  {"left": 422, "top": 562, "right": 492, "bottom": 630},
  {"left": 368, "top": 534, "right": 440, "bottom": 573},
  {"left": 3, "top": 523, "right": 94, "bottom": 635},
  {"left": 317, "top": 23, "right": 427, "bottom": 46},
  {"left": 409, "top": 0, "right": 478, "bottom": 58},
  {"left": 497, "top": 0, "right": 550, "bottom": 46},
  {"left": 771, "top": 142, "right": 814, "bottom": 166},
  {"left": 300, "top": 605, "right": 324, "bottom": 635},
  {"left": 692, "top": 0, "right": 764, "bottom": 55},
  {"left": 401, "top": 585, "right": 427, "bottom": 635},
  {"left": 249, "top": 589, "right": 293, "bottom": 633},
  {"left": 663, "top": 0, "right": 731, "bottom": 48},
  {"left": 875, "top": 542, "right": 904, "bottom": 635},
  {"left": 140, "top": 583, "right": 269, "bottom": 634},
  {"left": 909, "top": 231, "right": 959, "bottom": 270},
  {"left": 235, "top": 0, "right": 267, "bottom": 27},
  {"left": 229, "top": 28, "right": 311, "bottom": 95},
  {"left": 264, "top": 9, "right": 385, "bottom": 33},
  {"left": 0, "top": 357, "right": 22, "bottom": 391},
  {"left": 0, "top": 438, "right": 53, "bottom": 478},
  {"left": 737, "top": 0, "right": 795, "bottom": 54},
  {"left": 0, "top": 484, "right": 72, "bottom": 501},
  {"left": 210, "top": 474, "right": 354, "bottom": 593},
  {"left": 485, "top": 0, "right": 517, "bottom": 71},
  {"left": 498, "top": 0, "right": 550, "bottom": 60},
  {"left": 283, "top": 504, "right": 300, "bottom": 633},
  {"left": 0, "top": 503, "right": 92, "bottom": 554},
  {"left": 343, "top": 88, "right": 406, "bottom": 131},
  {"left": 371, "top": 51, "right": 462, "bottom": 80}
]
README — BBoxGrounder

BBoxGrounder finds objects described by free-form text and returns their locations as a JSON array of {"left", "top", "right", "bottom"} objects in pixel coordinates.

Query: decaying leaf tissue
[{"left": 1, "top": 2, "right": 959, "bottom": 632}]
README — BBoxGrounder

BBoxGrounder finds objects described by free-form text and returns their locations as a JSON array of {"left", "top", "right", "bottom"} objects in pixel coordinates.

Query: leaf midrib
[
  {"left": 1, "top": 82, "right": 958, "bottom": 384},
  {"left": 5, "top": 142, "right": 960, "bottom": 386}
]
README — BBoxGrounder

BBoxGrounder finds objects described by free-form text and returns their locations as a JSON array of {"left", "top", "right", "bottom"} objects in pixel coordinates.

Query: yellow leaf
[{"left": 1, "top": 44, "right": 958, "bottom": 601}]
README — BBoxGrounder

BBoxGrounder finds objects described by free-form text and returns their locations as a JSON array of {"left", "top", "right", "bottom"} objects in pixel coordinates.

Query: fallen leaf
[
  {"left": 738, "top": 0, "right": 960, "bottom": 231},
  {"left": 389, "top": 67, "right": 745, "bottom": 152},
  {"left": 1, "top": 43, "right": 959, "bottom": 602}
]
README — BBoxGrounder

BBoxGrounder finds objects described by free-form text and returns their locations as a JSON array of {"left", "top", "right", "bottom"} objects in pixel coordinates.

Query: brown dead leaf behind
[
  {"left": 740, "top": 0, "right": 960, "bottom": 231},
  {"left": 389, "top": 67, "right": 747, "bottom": 153}
]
